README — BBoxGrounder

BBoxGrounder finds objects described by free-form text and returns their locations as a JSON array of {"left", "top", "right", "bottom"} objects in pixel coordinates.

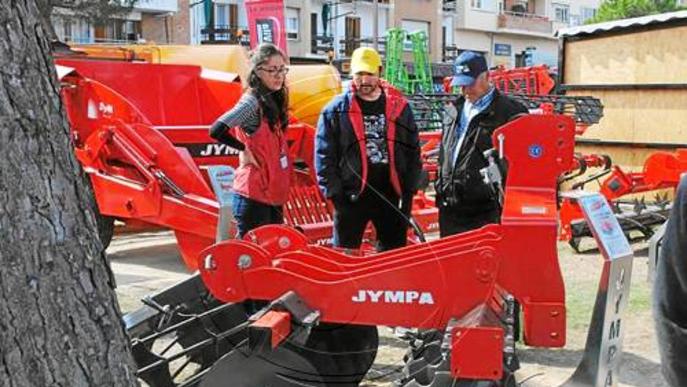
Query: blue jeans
[{"left": 231, "top": 193, "right": 284, "bottom": 238}]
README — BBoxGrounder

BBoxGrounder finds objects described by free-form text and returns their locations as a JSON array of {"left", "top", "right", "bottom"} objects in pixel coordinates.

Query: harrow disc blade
[
  {"left": 294, "top": 323, "right": 379, "bottom": 385},
  {"left": 200, "top": 343, "right": 327, "bottom": 387},
  {"left": 200, "top": 323, "right": 378, "bottom": 387},
  {"left": 395, "top": 329, "right": 513, "bottom": 387}
]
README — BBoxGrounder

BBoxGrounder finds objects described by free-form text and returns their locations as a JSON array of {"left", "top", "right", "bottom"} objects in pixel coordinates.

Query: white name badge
[{"left": 280, "top": 155, "right": 288, "bottom": 169}]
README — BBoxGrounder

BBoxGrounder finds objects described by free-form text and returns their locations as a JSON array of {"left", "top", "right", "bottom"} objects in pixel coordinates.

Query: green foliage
[{"left": 586, "top": 0, "right": 684, "bottom": 24}]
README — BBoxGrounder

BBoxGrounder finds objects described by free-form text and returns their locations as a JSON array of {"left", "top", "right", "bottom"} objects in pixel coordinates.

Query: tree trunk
[{"left": 0, "top": 1, "right": 137, "bottom": 386}]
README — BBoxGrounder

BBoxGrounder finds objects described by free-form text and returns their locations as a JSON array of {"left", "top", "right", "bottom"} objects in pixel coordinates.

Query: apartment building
[
  {"left": 273, "top": 0, "right": 444, "bottom": 61},
  {"left": 52, "top": 0, "right": 601, "bottom": 69},
  {"left": 187, "top": 0, "right": 431, "bottom": 61},
  {"left": 51, "top": 0, "right": 179, "bottom": 44},
  {"left": 453, "top": 0, "right": 602, "bottom": 68},
  {"left": 268, "top": 0, "right": 601, "bottom": 66},
  {"left": 189, "top": 0, "right": 249, "bottom": 45}
]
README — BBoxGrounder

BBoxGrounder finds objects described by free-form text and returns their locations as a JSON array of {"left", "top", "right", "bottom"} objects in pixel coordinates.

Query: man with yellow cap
[{"left": 315, "top": 47, "right": 422, "bottom": 252}]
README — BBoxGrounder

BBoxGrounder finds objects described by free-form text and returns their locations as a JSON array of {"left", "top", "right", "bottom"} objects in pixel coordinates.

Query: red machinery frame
[
  {"left": 58, "top": 59, "right": 439, "bottom": 270},
  {"left": 198, "top": 113, "right": 576, "bottom": 381}
]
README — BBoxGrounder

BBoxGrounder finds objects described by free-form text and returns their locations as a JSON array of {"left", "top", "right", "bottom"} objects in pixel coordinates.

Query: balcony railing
[
  {"left": 497, "top": 11, "right": 552, "bottom": 34},
  {"left": 338, "top": 36, "right": 386, "bottom": 57},
  {"left": 311, "top": 35, "right": 334, "bottom": 55},
  {"left": 200, "top": 25, "right": 250, "bottom": 46},
  {"left": 442, "top": 44, "right": 458, "bottom": 63}
]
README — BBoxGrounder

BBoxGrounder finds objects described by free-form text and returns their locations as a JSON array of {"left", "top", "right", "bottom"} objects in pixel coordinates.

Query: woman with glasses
[{"left": 209, "top": 43, "right": 291, "bottom": 238}]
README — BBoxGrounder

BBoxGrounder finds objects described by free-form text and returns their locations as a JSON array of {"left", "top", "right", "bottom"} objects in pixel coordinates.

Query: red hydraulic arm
[
  {"left": 198, "top": 114, "right": 575, "bottom": 381},
  {"left": 61, "top": 67, "right": 221, "bottom": 269}
]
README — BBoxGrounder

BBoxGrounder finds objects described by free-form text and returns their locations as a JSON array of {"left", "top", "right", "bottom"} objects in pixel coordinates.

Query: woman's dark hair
[{"left": 248, "top": 43, "right": 289, "bottom": 131}]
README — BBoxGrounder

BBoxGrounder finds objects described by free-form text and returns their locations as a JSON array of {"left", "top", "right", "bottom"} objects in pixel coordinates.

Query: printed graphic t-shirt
[{"left": 356, "top": 92, "right": 394, "bottom": 197}]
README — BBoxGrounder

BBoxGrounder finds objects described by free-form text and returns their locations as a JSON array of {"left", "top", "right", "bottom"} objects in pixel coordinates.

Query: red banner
[{"left": 244, "top": 0, "right": 289, "bottom": 57}]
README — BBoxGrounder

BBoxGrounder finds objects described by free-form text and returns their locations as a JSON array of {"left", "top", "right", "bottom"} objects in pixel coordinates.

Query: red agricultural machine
[
  {"left": 559, "top": 149, "right": 687, "bottom": 251},
  {"left": 57, "top": 56, "right": 641, "bottom": 386},
  {"left": 441, "top": 65, "right": 556, "bottom": 96},
  {"left": 123, "top": 112, "right": 633, "bottom": 387},
  {"left": 57, "top": 58, "right": 438, "bottom": 270}
]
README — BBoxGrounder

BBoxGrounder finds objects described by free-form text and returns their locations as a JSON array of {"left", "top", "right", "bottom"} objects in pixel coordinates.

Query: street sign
[{"left": 494, "top": 43, "right": 511, "bottom": 56}]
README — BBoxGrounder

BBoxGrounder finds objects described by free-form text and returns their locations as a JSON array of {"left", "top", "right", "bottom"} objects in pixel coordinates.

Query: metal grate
[{"left": 406, "top": 93, "right": 604, "bottom": 132}]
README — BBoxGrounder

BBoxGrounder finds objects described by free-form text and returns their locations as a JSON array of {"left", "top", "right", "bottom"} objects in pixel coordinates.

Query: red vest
[
  {"left": 232, "top": 120, "right": 291, "bottom": 205},
  {"left": 348, "top": 81, "right": 406, "bottom": 196}
]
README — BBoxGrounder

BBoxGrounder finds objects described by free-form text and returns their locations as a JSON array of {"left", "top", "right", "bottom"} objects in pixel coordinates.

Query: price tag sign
[
  {"left": 207, "top": 166, "right": 236, "bottom": 242},
  {"left": 207, "top": 166, "right": 235, "bottom": 207},
  {"left": 578, "top": 194, "right": 632, "bottom": 260}
]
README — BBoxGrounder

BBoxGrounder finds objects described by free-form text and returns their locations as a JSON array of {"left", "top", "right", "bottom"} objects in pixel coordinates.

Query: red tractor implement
[
  {"left": 489, "top": 65, "right": 556, "bottom": 95},
  {"left": 560, "top": 149, "right": 687, "bottom": 251},
  {"left": 441, "top": 65, "right": 556, "bottom": 96},
  {"left": 58, "top": 60, "right": 329, "bottom": 268},
  {"left": 58, "top": 60, "right": 438, "bottom": 269},
  {"left": 125, "top": 112, "right": 635, "bottom": 387},
  {"left": 55, "top": 52, "right": 645, "bottom": 386}
]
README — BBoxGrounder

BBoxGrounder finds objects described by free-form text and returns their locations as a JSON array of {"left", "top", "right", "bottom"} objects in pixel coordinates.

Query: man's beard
[{"left": 359, "top": 84, "right": 375, "bottom": 94}]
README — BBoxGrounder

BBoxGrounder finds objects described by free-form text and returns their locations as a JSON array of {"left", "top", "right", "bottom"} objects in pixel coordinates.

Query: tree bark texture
[{"left": 0, "top": 1, "right": 137, "bottom": 386}]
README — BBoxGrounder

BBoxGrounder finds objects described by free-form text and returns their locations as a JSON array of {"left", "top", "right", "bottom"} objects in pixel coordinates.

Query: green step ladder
[
  {"left": 408, "top": 30, "right": 433, "bottom": 94},
  {"left": 383, "top": 28, "right": 410, "bottom": 93},
  {"left": 383, "top": 28, "right": 434, "bottom": 95}
]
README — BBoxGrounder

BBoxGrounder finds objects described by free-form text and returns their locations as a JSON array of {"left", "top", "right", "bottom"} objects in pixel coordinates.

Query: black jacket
[
  {"left": 654, "top": 175, "right": 687, "bottom": 387},
  {"left": 315, "top": 82, "right": 422, "bottom": 203},
  {"left": 435, "top": 89, "right": 527, "bottom": 214}
]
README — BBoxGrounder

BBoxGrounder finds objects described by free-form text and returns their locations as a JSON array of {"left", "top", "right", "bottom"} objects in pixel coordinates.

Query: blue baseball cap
[{"left": 451, "top": 51, "right": 488, "bottom": 87}]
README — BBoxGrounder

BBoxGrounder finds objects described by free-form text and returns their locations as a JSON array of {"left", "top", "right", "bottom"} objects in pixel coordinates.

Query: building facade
[
  {"left": 452, "top": 0, "right": 602, "bottom": 68},
  {"left": 268, "top": 0, "right": 602, "bottom": 66},
  {"left": 52, "top": 0, "right": 602, "bottom": 69},
  {"left": 52, "top": 0, "right": 179, "bottom": 44}
]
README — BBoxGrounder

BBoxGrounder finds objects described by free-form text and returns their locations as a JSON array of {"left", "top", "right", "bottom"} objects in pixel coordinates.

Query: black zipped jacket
[
  {"left": 654, "top": 175, "right": 687, "bottom": 387},
  {"left": 315, "top": 81, "right": 422, "bottom": 203},
  {"left": 435, "top": 89, "right": 527, "bottom": 214}
]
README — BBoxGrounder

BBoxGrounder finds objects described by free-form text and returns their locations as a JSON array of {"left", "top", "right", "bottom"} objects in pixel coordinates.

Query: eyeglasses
[{"left": 258, "top": 66, "right": 289, "bottom": 76}]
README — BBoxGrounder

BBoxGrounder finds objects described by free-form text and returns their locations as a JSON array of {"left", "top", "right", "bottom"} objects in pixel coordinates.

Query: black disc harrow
[
  {"left": 125, "top": 275, "right": 379, "bottom": 387},
  {"left": 393, "top": 329, "right": 518, "bottom": 387},
  {"left": 406, "top": 93, "right": 604, "bottom": 132},
  {"left": 568, "top": 200, "right": 671, "bottom": 253},
  {"left": 200, "top": 323, "right": 378, "bottom": 387},
  {"left": 125, "top": 275, "right": 250, "bottom": 387}
]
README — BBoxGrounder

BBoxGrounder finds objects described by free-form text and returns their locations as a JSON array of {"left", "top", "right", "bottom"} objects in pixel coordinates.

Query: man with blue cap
[{"left": 436, "top": 51, "right": 528, "bottom": 236}]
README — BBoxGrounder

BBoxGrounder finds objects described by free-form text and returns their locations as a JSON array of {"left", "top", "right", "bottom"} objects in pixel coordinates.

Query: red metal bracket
[
  {"left": 451, "top": 326, "right": 503, "bottom": 380},
  {"left": 249, "top": 311, "right": 292, "bottom": 352}
]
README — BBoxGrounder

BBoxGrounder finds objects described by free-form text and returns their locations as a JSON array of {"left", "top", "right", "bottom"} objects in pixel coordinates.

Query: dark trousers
[
  {"left": 231, "top": 193, "right": 283, "bottom": 238},
  {"left": 438, "top": 205, "right": 500, "bottom": 237},
  {"left": 333, "top": 190, "right": 407, "bottom": 252}
]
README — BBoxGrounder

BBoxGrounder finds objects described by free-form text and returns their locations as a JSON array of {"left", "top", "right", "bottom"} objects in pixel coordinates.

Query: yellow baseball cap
[{"left": 350, "top": 47, "right": 382, "bottom": 75}]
